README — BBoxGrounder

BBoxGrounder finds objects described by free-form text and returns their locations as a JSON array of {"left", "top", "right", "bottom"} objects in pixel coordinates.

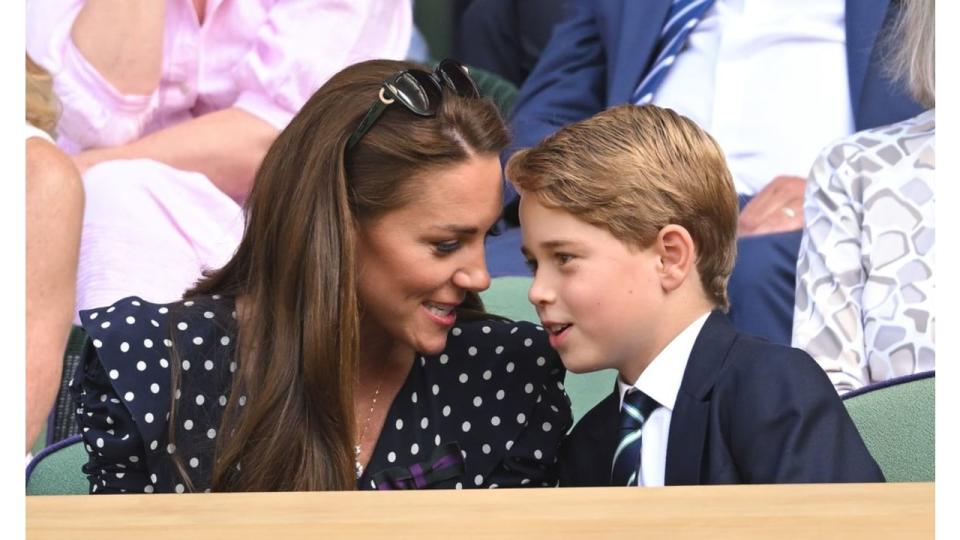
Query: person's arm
[
  {"left": 737, "top": 175, "right": 806, "bottom": 236},
  {"left": 70, "top": 0, "right": 165, "bottom": 96},
  {"left": 25, "top": 138, "right": 84, "bottom": 453},
  {"left": 791, "top": 151, "right": 869, "bottom": 394},
  {"left": 72, "top": 108, "right": 278, "bottom": 202},
  {"left": 504, "top": 0, "right": 608, "bottom": 204}
]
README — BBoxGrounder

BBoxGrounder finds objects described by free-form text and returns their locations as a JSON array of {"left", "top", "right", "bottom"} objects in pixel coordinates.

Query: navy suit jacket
[
  {"left": 506, "top": 0, "right": 923, "bottom": 205},
  {"left": 558, "top": 311, "right": 885, "bottom": 486}
]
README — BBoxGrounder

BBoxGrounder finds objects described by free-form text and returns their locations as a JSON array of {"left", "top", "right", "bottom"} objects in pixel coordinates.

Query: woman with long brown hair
[{"left": 70, "top": 59, "right": 571, "bottom": 492}]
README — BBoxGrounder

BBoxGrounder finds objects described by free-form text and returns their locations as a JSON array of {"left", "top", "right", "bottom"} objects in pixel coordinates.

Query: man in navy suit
[
  {"left": 507, "top": 104, "right": 883, "bottom": 487},
  {"left": 495, "top": 0, "right": 923, "bottom": 346}
]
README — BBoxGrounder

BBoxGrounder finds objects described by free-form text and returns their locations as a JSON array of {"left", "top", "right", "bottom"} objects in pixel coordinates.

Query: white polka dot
[
  {"left": 144, "top": 413, "right": 154, "bottom": 423},
  {"left": 411, "top": 443, "right": 419, "bottom": 455},
  {"left": 482, "top": 444, "right": 491, "bottom": 454},
  {"left": 182, "top": 360, "right": 191, "bottom": 370},
  {"left": 505, "top": 440, "right": 514, "bottom": 450},
  {"left": 524, "top": 383, "right": 534, "bottom": 394},
  {"left": 175, "top": 389, "right": 181, "bottom": 399},
  {"left": 420, "top": 417, "right": 429, "bottom": 429},
  {"left": 442, "top": 405, "right": 451, "bottom": 417},
  {"left": 387, "top": 451, "right": 396, "bottom": 463},
  {"left": 496, "top": 390, "right": 505, "bottom": 400},
  {"left": 431, "top": 384, "right": 440, "bottom": 395},
  {"left": 190, "top": 457, "right": 199, "bottom": 468},
  {"left": 506, "top": 362, "right": 515, "bottom": 373},
  {"left": 482, "top": 370, "right": 492, "bottom": 380},
  {"left": 230, "top": 361, "right": 237, "bottom": 373},
  {"left": 136, "top": 361, "right": 147, "bottom": 371},
  {"left": 95, "top": 437, "right": 104, "bottom": 448},
  {"left": 411, "top": 392, "right": 418, "bottom": 403},
  {"left": 536, "top": 356, "right": 546, "bottom": 366},
  {"left": 435, "top": 434, "right": 441, "bottom": 446},
  {"left": 108, "top": 369, "right": 119, "bottom": 380},
  {"left": 193, "top": 337, "right": 204, "bottom": 346},
  {"left": 521, "top": 478, "right": 530, "bottom": 485},
  {"left": 184, "top": 419, "right": 194, "bottom": 430},
  {"left": 439, "top": 354, "right": 449, "bottom": 364},
  {"left": 495, "top": 346, "right": 504, "bottom": 354},
  {"left": 238, "top": 395, "right": 247, "bottom": 406},
  {"left": 144, "top": 485, "right": 154, "bottom": 493},
  {"left": 175, "top": 484, "right": 185, "bottom": 494},
  {"left": 219, "top": 395, "right": 227, "bottom": 406},
  {"left": 129, "top": 455, "right": 139, "bottom": 463},
  {"left": 126, "top": 316, "right": 136, "bottom": 325},
  {"left": 473, "top": 396, "right": 483, "bottom": 407},
  {"left": 467, "top": 346, "right": 478, "bottom": 356},
  {"left": 163, "top": 339, "right": 173, "bottom": 347},
  {"left": 221, "top": 336, "right": 230, "bottom": 346},
  {"left": 542, "top": 422, "right": 553, "bottom": 432},
  {"left": 203, "top": 311, "right": 215, "bottom": 319},
  {"left": 93, "top": 339, "right": 103, "bottom": 348},
  {"left": 177, "top": 322, "right": 188, "bottom": 331},
  {"left": 452, "top": 327, "right": 462, "bottom": 336},
  {"left": 510, "top": 327, "right": 518, "bottom": 334},
  {"left": 517, "top": 413, "right": 527, "bottom": 424},
  {"left": 523, "top": 338, "right": 533, "bottom": 347},
  {"left": 195, "top": 395, "right": 205, "bottom": 406},
  {"left": 491, "top": 416, "right": 501, "bottom": 426},
  {"left": 106, "top": 306, "right": 116, "bottom": 313},
  {"left": 481, "top": 326, "right": 491, "bottom": 334},
  {"left": 119, "top": 342, "right": 129, "bottom": 353},
  {"left": 461, "top": 421, "right": 471, "bottom": 432},
  {"left": 207, "top": 428, "right": 217, "bottom": 439},
  {"left": 474, "top": 474, "right": 483, "bottom": 486},
  {"left": 89, "top": 312, "right": 98, "bottom": 320},
  {"left": 459, "top": 373, "right": 469, "bottom": 383},
  {"left": 167, "top": 444, "right": 176, "bottom": 454},
  {"left": 124, "top": 391, "right": 134, "bottom": 402},
  {"left": 158, "top": 307, "right": 168, "bottom": 314},
  {"left": 534, "top": 449, "right": 543, "bottom": 460},
  {"left": 150, "top": 474, "right": 157, "bottom": 483},
  {"left": 204, "top": 360, "right": 214, "bottom": 370},
  {"left": 395, "top": 419, "right": 404, "bottom": 430},
  {"left": 160, "top": 358, "right": 169, "bottom": 368},
  {"left": 183, "top": 300, "right": 194, "bottom": 307},
  {"left": 151, "top": 320, "right": 159, "bottom": 327},
  {"left": 455, "top": 482, "right": 463, "bottom": 490}
]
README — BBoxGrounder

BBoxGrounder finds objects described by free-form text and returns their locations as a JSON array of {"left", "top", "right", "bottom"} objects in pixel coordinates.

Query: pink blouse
[{"left": 26, "top": 0, "right": 413, "bottom": 154}]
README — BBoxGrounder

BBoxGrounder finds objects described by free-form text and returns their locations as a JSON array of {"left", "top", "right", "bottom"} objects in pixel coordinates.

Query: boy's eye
[
  {"left": 524, "top": 258, "right": 538, "bottom": 273},
  {"left": 556, "top": 253, "right": 574, "bottom": 265},
  {"left": 435, "top": 240, "right": 461, "bottom": 254}
]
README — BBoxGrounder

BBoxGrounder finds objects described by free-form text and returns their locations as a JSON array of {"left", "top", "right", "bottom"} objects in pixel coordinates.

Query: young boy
[{"left": 507, "top": 105, "right": 884, "bottom": 486}]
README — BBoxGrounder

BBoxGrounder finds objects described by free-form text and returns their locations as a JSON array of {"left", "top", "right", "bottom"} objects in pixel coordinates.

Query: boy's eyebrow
[{"left": 521, "top": 239, "right": 579, "bottom": 256}]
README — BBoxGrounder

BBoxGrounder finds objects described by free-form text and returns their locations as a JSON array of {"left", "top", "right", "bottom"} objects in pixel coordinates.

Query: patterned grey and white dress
[{"left": 792, "top": 109, "right": 935, "bottom": 394}]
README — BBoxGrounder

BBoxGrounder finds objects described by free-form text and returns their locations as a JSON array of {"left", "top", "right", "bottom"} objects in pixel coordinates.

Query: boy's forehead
[{"left": 520, "top": 195, "right": 600, "bottom": 245}]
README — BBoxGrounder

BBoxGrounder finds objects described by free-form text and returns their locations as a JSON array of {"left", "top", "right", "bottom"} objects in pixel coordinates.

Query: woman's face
[{"left": 356, "top": 153, "right": 503, "bottom": 356}]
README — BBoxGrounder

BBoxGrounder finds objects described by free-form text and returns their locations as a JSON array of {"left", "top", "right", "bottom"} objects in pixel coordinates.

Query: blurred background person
[
  {"left": 25, "top": 55, "right": 84, "bottom": 454},
  {"left": 793, "top": 0, "right": 935, "bottom": 393}
]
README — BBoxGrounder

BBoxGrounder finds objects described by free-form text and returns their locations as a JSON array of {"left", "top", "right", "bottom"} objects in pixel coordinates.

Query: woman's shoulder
[{"left": 437, "top": 318, "right": 565, "bottom": 383}]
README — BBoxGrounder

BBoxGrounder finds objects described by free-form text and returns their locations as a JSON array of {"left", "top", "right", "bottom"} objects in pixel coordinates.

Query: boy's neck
[{"left": 619, "top": 294, "right": 715, "bottom": 385}]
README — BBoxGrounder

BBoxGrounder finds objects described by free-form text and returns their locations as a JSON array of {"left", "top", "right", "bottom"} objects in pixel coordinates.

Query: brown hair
[
  {"left": 885, "top": 0, "right": 935, "bottom": 107},
  {"left": 506, "top": 104, "right": 738, "bottom": 309},
  {"left": 26, "top": 55, "right": 59, "bottom": 137},
  {"left": 171, "top": 59, "right": 509, "bottom": 492}
]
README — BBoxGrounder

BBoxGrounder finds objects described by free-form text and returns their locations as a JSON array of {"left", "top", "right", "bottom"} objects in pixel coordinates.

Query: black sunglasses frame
[{"left": 345, "top": 59, "right": 480, "bottom": 151}]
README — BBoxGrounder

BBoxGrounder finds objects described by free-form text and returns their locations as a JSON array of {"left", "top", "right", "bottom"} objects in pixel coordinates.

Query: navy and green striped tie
[{"left": 610, "top": 388, "right": 661, "bottom": 486}]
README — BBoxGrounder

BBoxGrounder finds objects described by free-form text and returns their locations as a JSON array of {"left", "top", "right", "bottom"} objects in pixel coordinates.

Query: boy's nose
[{"left": 528, "top": 274, "right": 554, "bottom": 306}]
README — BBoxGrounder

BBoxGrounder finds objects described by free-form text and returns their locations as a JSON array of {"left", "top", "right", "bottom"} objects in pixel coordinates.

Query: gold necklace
[{"left": 354, "top": 375, "right": 384, "bottom": 480}]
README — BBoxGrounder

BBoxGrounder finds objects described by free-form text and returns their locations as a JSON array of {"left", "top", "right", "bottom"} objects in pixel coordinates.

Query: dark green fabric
[
  {"left": 480, "top": 277, "right": 615, "bottom": 427},
  {"left": 466, "top": 65, "right": 519, "bottom": 118},
  {"left": 414, "top": 0, "right": 453, "bottom": 59},
  {"left": 26, "top": 440, "right": 88, "bottom": 496},
  {"left": 844, "top": 376, "right": 935, "bottom": 482}
]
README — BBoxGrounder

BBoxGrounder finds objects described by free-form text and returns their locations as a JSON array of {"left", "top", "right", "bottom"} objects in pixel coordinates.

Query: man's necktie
[
  {"left": 610, "top": 388, "right": 661, "bottom": 486},
  {"left": 632, "top": 0, "right": 717, "bottom": 105}
]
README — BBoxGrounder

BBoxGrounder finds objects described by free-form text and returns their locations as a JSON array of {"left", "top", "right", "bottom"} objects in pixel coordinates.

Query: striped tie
[
  {"left": 632, "top": 0, "right": 716, "bottom": 105},
  {"left": 610, "top": 388, "right": 661, "bottom": 486}
]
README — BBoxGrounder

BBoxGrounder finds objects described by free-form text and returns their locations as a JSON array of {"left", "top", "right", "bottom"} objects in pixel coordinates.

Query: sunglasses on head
[{"left": 345, "top": 59, "right": 481, "bottom": 151}]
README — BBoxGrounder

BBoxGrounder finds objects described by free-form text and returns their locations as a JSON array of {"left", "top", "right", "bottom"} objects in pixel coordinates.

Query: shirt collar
[{"left": 617, "top": 311, "right": 712, "bottom": 411}]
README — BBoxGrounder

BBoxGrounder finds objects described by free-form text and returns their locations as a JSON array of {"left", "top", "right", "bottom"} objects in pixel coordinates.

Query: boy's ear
[{"left": 654, "top": 224, "right": 696, "bottom": 292}]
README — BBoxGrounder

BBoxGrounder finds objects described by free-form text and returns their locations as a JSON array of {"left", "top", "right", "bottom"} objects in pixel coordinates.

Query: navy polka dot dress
[{"left": 70, "top": 295, "right": 572, "bottom": 493}]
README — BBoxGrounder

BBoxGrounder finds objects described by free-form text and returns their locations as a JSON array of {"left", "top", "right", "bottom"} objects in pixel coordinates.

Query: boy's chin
[{"left": 556, "top": 352, "right": 609, "bottom": 374}]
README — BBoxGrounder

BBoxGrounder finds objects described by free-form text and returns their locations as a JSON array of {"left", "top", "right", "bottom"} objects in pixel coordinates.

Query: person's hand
[{"left": 737, "top": 175, "right": 806, "bottom": 237}]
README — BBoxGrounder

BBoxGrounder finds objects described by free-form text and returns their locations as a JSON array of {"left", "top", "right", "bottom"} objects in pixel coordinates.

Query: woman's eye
[
  {"left": 485, "top": 222, "right": 502, "bottom": 238},
  {"left": 435, "top": 240, "right": 461, "bottom": 254}
]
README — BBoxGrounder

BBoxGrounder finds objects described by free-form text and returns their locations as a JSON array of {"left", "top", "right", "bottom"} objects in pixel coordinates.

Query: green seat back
[
  {"left": 26, "top": 437, "right": 88, "bottom": 495},
  {"left": 480, "top": 277, "right": 616, "bottom": 427},
  {"left": 843, "top": 373, "right": 935, "bottom": 482}
]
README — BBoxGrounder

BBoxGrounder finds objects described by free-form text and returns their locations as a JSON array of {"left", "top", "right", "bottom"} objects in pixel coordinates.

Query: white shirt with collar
[
  {"left": 651, "top": 0, "right": 853, "bottom": 195},
  {"left": 617, "top": 310, "right": 711, "bottom": 487}
]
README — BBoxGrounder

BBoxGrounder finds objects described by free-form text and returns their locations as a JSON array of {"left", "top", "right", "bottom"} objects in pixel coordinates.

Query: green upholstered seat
[
  {"left": 843, "top": 372, "right": 935, "bottom": 482},
  {"left": 480, "top": 277, "right": 616, "bottom": 427},
  {"left": 26, "top": 436, "right": 88, "bottom": 495}
]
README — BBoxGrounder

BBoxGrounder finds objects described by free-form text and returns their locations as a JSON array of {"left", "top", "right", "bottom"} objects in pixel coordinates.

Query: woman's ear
[{"left": 654, "top": 224, "right": 696, "bottom": 293}]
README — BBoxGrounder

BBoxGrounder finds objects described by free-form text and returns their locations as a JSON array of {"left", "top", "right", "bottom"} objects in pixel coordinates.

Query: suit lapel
[
  {"left": 665, "top": 311, "right": 737, "bottom": 485},
  {"left": 609, "top": 0, "right": 673, "bottom": 103},
  {"left": 580, "top": 389, "right": 621, "bottom": 483},
  {"left": 845, "top": 0, "right": 891, "bottom": 127}
]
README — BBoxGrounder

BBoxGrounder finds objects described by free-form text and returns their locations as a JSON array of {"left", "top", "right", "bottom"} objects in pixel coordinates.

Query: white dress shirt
[
  {"left": 617, "top": 311, "right": 711, "bottom": 487},
  {"left": 652, "top": 0, "right": 853, "bottom": 195}
]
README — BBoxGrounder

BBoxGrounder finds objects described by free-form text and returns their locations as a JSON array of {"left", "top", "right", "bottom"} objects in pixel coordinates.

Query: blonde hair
[
  {"left": 506, "top": 104, "right": 739, "bottom": 310},
  {"left": 26, "top": 55, "right": 59, "bottom": 137},
  {"left": 887, "top": 0, "right": 935, "bottom": 107}
]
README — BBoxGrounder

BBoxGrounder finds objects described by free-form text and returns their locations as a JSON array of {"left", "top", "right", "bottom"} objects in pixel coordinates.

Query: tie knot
[{"left": 619, "top": 389, "right": 660, "bottom": 431}]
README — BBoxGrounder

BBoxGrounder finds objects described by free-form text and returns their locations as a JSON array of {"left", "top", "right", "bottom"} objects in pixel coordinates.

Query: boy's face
[{"left": 519, "top": 195, "right": 665, "bottom": 375}]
